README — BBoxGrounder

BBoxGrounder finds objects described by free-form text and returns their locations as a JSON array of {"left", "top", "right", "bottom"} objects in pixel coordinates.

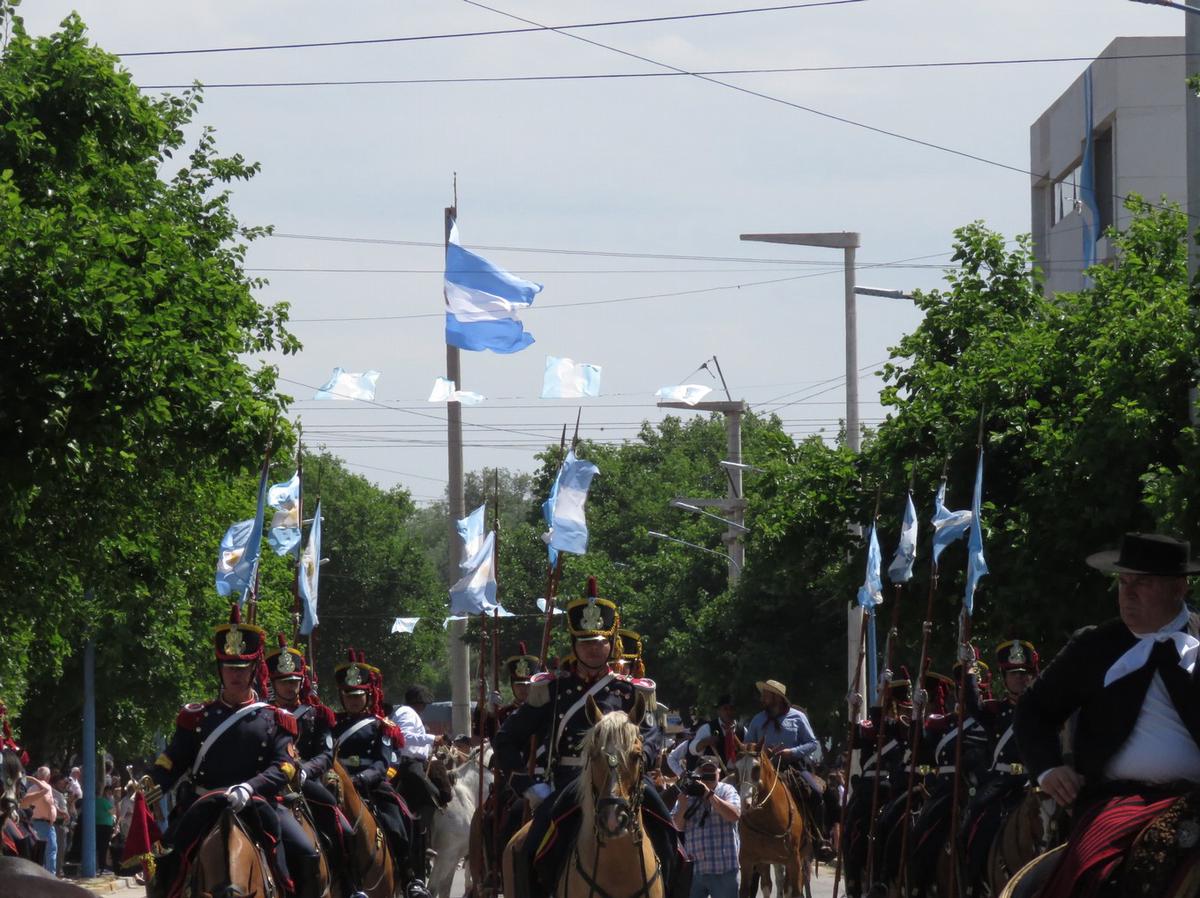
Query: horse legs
[{"left": 502, "top": 821, "right": 529, "bottom": 898}]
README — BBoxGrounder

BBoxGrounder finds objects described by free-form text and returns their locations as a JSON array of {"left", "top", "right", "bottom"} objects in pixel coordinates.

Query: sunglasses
[{"left": 699, "top": 773, "right": 718, "bottom": 781}]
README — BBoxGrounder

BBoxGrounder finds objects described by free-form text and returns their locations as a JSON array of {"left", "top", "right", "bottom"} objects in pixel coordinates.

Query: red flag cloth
[
  {"left": 723, "top": 724, "right": 736, "bottom": 764},
  {"left": 120, "top": 791, "right": 163, "bottom": 876}
]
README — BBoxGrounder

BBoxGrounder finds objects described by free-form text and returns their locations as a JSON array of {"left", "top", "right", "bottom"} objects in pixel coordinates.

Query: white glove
[
  {"left": 299, "top": 769, "right": 308, "bottom": 786},
  {"left": 226, "top": 783, "right": 252, "bottom": 811},
  {"left": 524, "top": 782, "right": 553, "bottom": 809}
]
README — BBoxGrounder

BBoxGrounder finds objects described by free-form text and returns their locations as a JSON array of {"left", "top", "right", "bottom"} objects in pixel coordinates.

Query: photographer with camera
[{"left": 671, "top": 759, "right": 741, "bottom": 898}]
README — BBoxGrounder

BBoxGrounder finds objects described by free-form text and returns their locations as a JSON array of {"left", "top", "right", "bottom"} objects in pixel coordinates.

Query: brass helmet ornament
[{"left": 565, "top": 577, "right": 618, "bottom": 642}]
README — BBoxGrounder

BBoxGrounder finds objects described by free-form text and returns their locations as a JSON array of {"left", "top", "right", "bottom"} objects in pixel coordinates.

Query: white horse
[{"left": 430, "top": 745, "right": 492, "bottom": 898}]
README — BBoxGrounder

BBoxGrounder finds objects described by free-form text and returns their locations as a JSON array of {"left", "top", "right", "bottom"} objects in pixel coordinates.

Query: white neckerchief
[{"left": 1103, "top": 606, "right": 1199, "bottom": 687}]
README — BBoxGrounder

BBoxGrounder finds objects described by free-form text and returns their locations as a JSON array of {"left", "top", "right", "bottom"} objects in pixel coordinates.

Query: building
[{"left": 1030, "top": 36, "right": 1186, "bottom": 297}]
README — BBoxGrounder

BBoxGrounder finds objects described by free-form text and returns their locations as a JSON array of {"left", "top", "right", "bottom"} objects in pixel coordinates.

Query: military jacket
[
  {"left": 150, "top": 698, "right": 298, "bottom": 801},
  {"left": 853, "top": 709, "right": 909, "bottom": 781},
  {"left": 924, "top": 711, "right": 989, "bottom": 783},
  {"left": 281, "top": 701, "right": 337, "bottom": 780},
  {"left": 493, "top": 663, "right": 659, "bottom": 794},
  {"left": 331, "top": 713, "right": 403, "bottom": 790},
  {"left": 975, "top": 699, "right": 1025, "bottom": 775}
]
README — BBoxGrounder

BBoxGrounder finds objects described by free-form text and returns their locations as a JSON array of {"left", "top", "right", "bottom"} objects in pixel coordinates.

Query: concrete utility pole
[
  {"left": 740, "top": 232, "right": 861, "bottom": 450},
  {"left": 445, "top": 204, "right": 471, "bottom": 738},
  {"left": 1189, "top": 1, "right": 1200, "bottom": 280},
  {"left": 657, "top": 399, "right": 748, "bottom": 587}
]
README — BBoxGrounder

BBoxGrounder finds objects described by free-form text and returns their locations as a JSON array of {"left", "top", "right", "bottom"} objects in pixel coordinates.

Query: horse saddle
[{"left": 1121, "top": 791, "right": 1200, "bottom": 897}]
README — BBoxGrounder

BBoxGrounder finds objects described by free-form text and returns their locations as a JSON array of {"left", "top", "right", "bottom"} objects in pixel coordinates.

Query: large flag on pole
[
  {"left": 543, "top": 450, "right": 600, "bottom": 556},
  {"left": 856, "top": 525, "right": 884, "bottom": 607},
  {"left": 449, "top": 530, "right": 500, "bottom": 615},
  {"left": 964, "top": 452, "right": 989, "bottom": 615},
  {"left": 298, "top": 501, "right": 322, "bottom": 635},
  {"left": 931, "top": 480, "right": 972, "bottom": 563},
  {"left": 267, "top": 471, "right": 302, "bottom": 556},
  {"left": 455, "top": 504, "right": 488, "bottom": 567},
  {"left": 444, "top": 221, "right": 541, "bottom": 353},
  {"left": 216, "top": 467, "right": 269, "bottom": 601},
  {"left": 887, "top": 493, "right": 919, "bottom": 583}
]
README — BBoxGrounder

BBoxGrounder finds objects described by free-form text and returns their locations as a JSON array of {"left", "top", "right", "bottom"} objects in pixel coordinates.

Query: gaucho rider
[
  {"left": 145, "top": 604, "right": 302, "bottom": 897},
  {"left": 330, "top": 650, "right": 424, "bottom": 897},
  {"left": 493, "top": 577, "right": 682, "bottom": 898},
  {"left": 266, "top": 634, "right": 351, "bottom": 897}
]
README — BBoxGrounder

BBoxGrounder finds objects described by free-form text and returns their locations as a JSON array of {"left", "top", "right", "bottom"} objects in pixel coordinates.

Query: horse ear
[
  {"left": 630, "top": 690, "right": 647, "bottom": 726},
  {"left": 586, "top": 694, "right": 603, "bottom": 725}
]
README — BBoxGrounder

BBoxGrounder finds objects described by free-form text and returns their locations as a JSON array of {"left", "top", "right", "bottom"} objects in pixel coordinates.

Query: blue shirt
[
  {"left": 745, "top": 707, "right": 819, "bottom": 762},
  {"left": 673, "top": 781, "right": 741, "bottom": 874}
]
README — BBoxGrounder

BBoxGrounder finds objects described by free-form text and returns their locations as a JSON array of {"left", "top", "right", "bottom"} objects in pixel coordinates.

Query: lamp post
[
  {"left": 669, "top": 499, "right": 750, "bottom": 534},
  {"left": 648, "top": 530, "right": 741, "bottom": 571}
]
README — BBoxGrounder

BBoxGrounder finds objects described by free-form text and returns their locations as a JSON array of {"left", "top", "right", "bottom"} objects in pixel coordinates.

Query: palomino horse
[
  {"left": 186, "top": 805, "right": 277, "bottom": 898},
  {"left": 325, "top": 760, "right": 396, "bottom": 898},
  {"left": 734, "top": 750, "right": 810, "bottom": 898},
  {"left": 504, "top": 692, "right": 661, "bottom": 898},
  {"left": 984, "top": 786, "right": 1064, "bottom": 895}
]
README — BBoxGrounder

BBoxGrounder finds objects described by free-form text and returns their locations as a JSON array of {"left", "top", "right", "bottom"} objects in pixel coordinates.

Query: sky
[{"left": 21, "top": 1, "right": 1186, "bottom": 506}]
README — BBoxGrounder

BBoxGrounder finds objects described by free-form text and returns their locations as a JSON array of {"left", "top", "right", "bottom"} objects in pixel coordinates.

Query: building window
[
  {"left": 1052, "top": 163, "right": 1082, "bottom": 226},
  {"left": 1094, "top": 127, "right": 1114, "bottom": 233}
]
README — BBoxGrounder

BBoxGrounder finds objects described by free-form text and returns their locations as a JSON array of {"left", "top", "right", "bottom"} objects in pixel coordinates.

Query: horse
[
  {"left": 280, "top": 787, "right": 333, "bottom": 898},
  {"left": 430, "top": 745, "right": 491, "bottom": 898},
  {"left": 1, "top": 748, "right": 36, "bottom": 861},
  {"left": 984, "top": 786, "right": 1065, "bottom": 895},
  {"left": 734, "top": 749, "right": 810, "bottom": 898},
  {"left": 185, "top": 805, "right": 278, "bottom": 898},
  {"left": 0, "top": 855, "right": 93, "bottom": 897},
  {"left": 503, "top": 692, "right": 662, "bottom": 898},
  {"left": 325, "top": 760, "right": 396, "bottom": 898}
]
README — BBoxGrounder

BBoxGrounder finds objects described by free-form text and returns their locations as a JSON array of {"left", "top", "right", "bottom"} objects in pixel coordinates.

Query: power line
[
  {"left": 136, "top": 52, "right": 1188, "bottom": 90},
  {"left": 117, "top": 1, "right": 866, "bottom": 58},
  {"left": 248, "top": 262, "right": 957, "bottom": 274}
]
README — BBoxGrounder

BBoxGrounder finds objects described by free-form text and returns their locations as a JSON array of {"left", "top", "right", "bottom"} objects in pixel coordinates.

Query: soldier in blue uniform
[
  {"left": 145, "top": 604, "right": 301, "bottom": 898},
  {"left": 266, "top": 634, "right": 350, "bottom": 897},
  {"left": 959, "top": 640, "right": 1039, "bottom": 897},
  {"left": 330, "top": 650, "right": 422, "bottom": 897},
  {"left": 493, "top": 577, "right": 681, "bottom": 898}
]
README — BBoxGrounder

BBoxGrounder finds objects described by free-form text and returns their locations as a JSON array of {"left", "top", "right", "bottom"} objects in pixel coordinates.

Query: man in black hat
[
  {"left": 144, "top": 605, "right": 300, "bottom": 898},
  {"left": 266, "top": 634, "right": 349, "bottom": 897},
  {"left": 681, "top": 695, "right": 745, "bottom": 773},
  {"left": 493, "top": 577, "right": 679, "bottom": 898},
  {"left": 1016, "top": 532, "right": 1200, "bottom": 896}
]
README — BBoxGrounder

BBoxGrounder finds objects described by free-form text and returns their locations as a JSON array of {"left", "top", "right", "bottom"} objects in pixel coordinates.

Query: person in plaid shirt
[{"left": 671, "top": 759, "right": 742, "bottom": 898}]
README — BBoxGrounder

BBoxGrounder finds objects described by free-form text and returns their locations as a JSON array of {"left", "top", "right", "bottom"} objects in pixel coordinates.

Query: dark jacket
[
  {"left": 332, "top": 713, "right": 401, "bottom": 791},
  {"left": 1015, "top": 615, "right": 1200, "bottom": 785},
  {"left": 288, "top": 702, "right": 337, "bottom": 780}
]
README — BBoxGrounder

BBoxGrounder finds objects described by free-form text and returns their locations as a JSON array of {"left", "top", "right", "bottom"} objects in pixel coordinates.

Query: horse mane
[{"left": 569, "top": 711, "right": 641, "bottom": 815}]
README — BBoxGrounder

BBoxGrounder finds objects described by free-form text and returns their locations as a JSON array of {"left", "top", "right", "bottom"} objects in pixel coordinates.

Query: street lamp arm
[
  {"left": 647, "top": 531, "right": 742, "bottom": 570},
  {"left": 1128, "top": 0, "right": 1200, "bottom": 13},
  {"left": 669, "top": 499, "right": 750, "bottom": 534}
]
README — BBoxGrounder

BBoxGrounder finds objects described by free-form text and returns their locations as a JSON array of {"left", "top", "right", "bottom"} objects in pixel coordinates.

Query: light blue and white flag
[
  {"left": 541, "top": 472, "right": 560, "bottom": 567},
  {"left": 931, "top": 481, "right": 972, "bottom": 563},
  {"left": 216, "top": 467, "right": 269, "bottom": 600},
  {"left": 964, "top": 452, "right": 989, "bottom": 615},
  {"left": 544, "top": 450, "right": 601, "bottom": 556},
  {"left": 298, "top": 501, "right": 322, "bottom": 635},
  {"left": 449, "top": 530, "right": 499, "bottom": 615},
  {"left": 536, "top": 597, "right": 565, "bottom": 615},
  {"left": 541, "top": 357, "right": 602, "bottom": 399},
  {"left": 267, "top": 471, "right": 302, "bottom": 556},
  {"left": 455, "top": 504, "right": 488, "bottom": 569},
  {"left": 444, "top": 221, "right": 541, "bottom": 354},
  {"left": 428, "top": 377, "right": 485, "bottom": 406},
  {"left": 857, "top": 525, "right": 884, "bottom": 607},
  {"left": 887, "top": 493, "right": 919, "bottom": 583},
  {"left": 391, "top": 617, "right": 420, "bottom": 634},
  {"left": 314, "top": 368, "right": 380, "bottom": 401},
  {"left": 654, "top": 384, "right": 713, "bottom": 406}
]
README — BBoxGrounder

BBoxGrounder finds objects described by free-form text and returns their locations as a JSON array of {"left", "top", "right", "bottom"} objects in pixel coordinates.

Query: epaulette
[
  {"left": 319, "top": 704, "right": 337, "bottom": 728},
  {"left": 925, "top": 713, "right": 951, "bottom": 736},
  {"left": 380, "top": 718, "right": 405, "bottom": 746},
  {"left": 273, "top": 706, "right": 298, "bottom": 736},
  {"left": 982, "top": 698, "right": 1004, "bottom": 715},
  {"left": 630, "top": 676, "right": 657, "bottom": 712},
  {"left": 858, "top": 719, "right": 876, "bottom": 738},
  {"left": 175, "top": 702, "right": 206, "bottom": 731},
  {"left": 527, "top": 670, "right": 562, "bottom": 708}
]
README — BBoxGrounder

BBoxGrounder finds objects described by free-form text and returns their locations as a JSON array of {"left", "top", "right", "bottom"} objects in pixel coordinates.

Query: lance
[
  {"left": 538, "top": 427, "right": 568, "bottom": 666},
  {"left": 488, "top": 470, "right": 502, "bottom": 896},
  {"left": 897, "top": 461, "right": 949, "bottom": 895},
  {"left": 246, "top": 422, "right": 278, "bottom": 627},
  {"left": 292, "top": 424, "right": 304, "bottom": 642},
  {"left": 832, "top": 489, "right": 880, "bottom": 898}
]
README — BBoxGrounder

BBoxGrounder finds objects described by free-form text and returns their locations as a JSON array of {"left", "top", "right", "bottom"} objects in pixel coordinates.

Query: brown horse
[
  {"left": 734, "top": 750, "right": 809, "bottom": 898},
  {"left": 283, "top": 791, "right": 332, "bottom": 898},
  {"left": 984, "top": 787, "right": 1065, "bottom": 895},
  {"left": 504, "top": 693, "right": 661, "bottom": 898},
  {"left": 325, "top": 760, "right": 396, "bottom": 898},
  {"left": 187, "top": 806, "right": 277, "bottom": 898}
]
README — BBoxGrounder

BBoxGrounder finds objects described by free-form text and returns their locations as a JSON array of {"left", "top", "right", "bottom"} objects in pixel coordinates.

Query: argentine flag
[
  {"left": 445, "top": 221, "right": 541, "bottom": 353},
  {"left": 544, "top": 450, "right": 600, "bottom": 556}
]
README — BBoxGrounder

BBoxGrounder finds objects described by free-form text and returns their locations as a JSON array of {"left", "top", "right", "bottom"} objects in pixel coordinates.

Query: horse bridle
[{"left": 740, "top": 755, "right": 797, "bottom": 846}]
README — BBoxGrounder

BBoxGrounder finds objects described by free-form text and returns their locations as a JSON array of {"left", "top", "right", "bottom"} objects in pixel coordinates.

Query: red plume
[
  {"left": 587, "top": 576, "right": 599, "bottom": 598},
  {"left": 347, "top": 648, "right": 356, "bottom": 662},
  {"left": 277, "top": 633, "right": 287, "bottom": 650},
  {"left": 229, "top": 602, "right": 241, "bottom": 625},
  {"left": 518, "top": 641, "right": 528, "bottom": 655}
]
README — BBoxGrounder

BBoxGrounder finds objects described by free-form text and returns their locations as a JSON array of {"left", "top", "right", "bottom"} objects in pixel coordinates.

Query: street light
[
  {"left": 719, "top": 460, "right": 766, "bottom": 474},
  {"left": 647, "top": 530, "right": 742, "bottom": 571},
  {"left": 854, "top": 285, "right": 915, "bottom": 301},
  {"left": 670, "top": 499, "right": 750, "bottom": 534}
]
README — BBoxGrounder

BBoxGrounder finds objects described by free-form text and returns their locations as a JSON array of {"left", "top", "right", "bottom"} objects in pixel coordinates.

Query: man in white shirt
[{"left": 389, "top": 685, "right": 445, "bottom": 890}]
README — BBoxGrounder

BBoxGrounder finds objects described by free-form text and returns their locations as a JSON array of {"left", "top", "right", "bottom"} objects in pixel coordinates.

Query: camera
[{"left": 682, "top": 774, "right": 709, "bottom": 798}]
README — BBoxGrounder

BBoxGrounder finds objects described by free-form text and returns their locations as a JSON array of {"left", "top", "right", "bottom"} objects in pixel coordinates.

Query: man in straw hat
[{"left": 1016, "top": 532, "right": 1200, "bottom": 896}]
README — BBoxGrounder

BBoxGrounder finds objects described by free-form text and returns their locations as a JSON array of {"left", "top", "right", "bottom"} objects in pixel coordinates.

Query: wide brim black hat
[{"left": 1086, "top": 532, "right": 1200, "bottom": 576}]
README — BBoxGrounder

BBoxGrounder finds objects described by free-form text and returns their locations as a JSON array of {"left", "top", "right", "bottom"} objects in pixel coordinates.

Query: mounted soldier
[
  {"left": 615, "top": 628, "right": 647, "bottom": 678},
  {"left": 144, "top": 604, "right": 301, "bottom": 897},
  {"left": 266, "top": 633, "right": 348, "bottom": 897},
  {"left": 493, "top": 576, "right": 681, "bottom": 898},
  {"left": 390, "top": 683, "right": 443, "bottom": 898},
  {"left": 1016, "top": 532, "right": 1200, "bottom": 896},
  {"left": 330, "top": 650, "right": 419, "bottom": 895},
  {"left": 958, "top": 638, "right": 1038, "bottom": 896}
]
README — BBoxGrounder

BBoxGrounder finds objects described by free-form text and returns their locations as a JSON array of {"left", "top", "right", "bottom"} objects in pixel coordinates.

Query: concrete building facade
[{"left": 1030, "top": 36, "right": 1186, "bottom": 297}]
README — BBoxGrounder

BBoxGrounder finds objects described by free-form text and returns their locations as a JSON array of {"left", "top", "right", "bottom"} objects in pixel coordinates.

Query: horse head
[
  {"left": 734, "top": 747, "right": 765, "bottom": 806},
  {"left": 0, "top": 749, "right": 24, "bottom": 822},
  {"left": 576, "top": 693, "right": 645, "bottom": 841},
  {"left": 426, "top": 756, "right": 456, "bottom": 808}
]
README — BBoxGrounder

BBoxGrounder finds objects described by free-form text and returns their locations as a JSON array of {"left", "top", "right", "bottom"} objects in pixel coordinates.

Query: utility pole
[
  {"left": 1189, "top": 0, "right": 1200, "bottom": 281},
  {"left": 657, "top": 399, "right": 748, "bottom": 587},
  {"left": 81, "top": 634, "right": 96, "bottom": 878},
  {"left": 740, "top": 230, "right": 865, "bottom": 715},
  {"left": 445, "top": 202, "right": 471, "bottom": 738}
]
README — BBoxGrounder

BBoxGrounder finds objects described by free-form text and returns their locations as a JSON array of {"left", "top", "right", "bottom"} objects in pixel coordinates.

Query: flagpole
[
  {"left": 246, "top": 434, "right": 276, "bottom": 626},
  {"left": 537, "top": 428, "right": 568, "bottom": 666},
  {"left": 865, "top": 579, "right": 904, "bottom": 886},
  {"left": 831, "top": 604, "right": 870, "bottom": 898},
  {"left": 446, "top": 193, "right": 471, "bottom": 738},
  {"left": 292, "top": 426, "right": 304, "bottom": 642}
]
